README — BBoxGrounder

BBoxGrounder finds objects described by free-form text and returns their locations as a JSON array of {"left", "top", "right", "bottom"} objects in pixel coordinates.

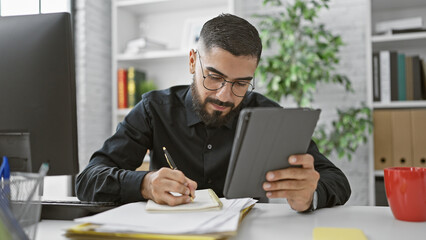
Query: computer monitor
[{"left": 0, "top": 12, "right": 78, "bottom": 176}]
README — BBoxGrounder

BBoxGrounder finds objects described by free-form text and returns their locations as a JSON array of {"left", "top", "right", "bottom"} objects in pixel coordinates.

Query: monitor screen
[{"left": 0, "top": 13, "right": 78, "bottom": 175}]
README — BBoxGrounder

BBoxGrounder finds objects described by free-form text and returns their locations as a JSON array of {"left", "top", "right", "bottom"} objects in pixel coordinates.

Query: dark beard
[{"left": 191, "top": 80, "right": 244, "bottom": 128}]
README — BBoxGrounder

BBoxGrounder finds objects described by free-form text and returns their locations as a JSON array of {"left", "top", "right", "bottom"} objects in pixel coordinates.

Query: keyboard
[{"left": 41, "top": 196, "right": 120, "bottom": 220}]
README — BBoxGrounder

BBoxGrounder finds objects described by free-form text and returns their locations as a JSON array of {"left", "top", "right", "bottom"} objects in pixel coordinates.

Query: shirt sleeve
[
  {"left": 75, "top": 98, "right": 153, "bottom": 203},
  {"left": 308, "top": 140, "right": 351, "bottom": 209}
]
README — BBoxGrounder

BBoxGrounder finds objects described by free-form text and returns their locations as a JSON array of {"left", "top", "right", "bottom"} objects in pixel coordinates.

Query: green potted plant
[{"left": 255, "top": 0, "right": 372, "bottom": 160}]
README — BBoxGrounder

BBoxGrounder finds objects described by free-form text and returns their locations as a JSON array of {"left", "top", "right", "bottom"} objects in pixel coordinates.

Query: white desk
[{"left": 36, "top": 204, "right": 425, "bottom": 240}]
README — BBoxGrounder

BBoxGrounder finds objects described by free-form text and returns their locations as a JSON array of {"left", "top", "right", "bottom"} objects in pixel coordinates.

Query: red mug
[{"left": 384, "top": 167, "right": 426, "bottom": 222}]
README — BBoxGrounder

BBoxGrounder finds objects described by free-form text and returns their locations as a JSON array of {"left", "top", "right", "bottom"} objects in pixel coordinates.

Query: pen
[
  {"left": 162, "top": 147, "right": 193, "bottom": 201},
  {"left": 163, "top": 147, "right": 177, "bottom": 170}
]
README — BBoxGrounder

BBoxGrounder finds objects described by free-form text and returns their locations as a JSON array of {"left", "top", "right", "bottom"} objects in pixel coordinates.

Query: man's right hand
[{"left": 141, "top": 168, "right": 197, "bottom": 206}]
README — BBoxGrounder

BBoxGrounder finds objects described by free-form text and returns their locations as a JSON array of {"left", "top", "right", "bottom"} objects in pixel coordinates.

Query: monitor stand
[{"left": 0, "top": 132, "right": 32, "bottom": 172}]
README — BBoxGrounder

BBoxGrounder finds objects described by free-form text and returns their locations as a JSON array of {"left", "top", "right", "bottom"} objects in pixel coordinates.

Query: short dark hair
[{"left": 199, "top": 13, "right": 262, "bottom": 63}]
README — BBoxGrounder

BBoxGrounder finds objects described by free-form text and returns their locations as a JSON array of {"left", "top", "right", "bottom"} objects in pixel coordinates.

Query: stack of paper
[{"left": 66, "top": 192, "right": 256, "bottom": 240}]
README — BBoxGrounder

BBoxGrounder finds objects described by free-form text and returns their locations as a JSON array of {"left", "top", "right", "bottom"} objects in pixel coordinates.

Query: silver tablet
[{"left": 223, "top": 107, "right": 321, "bottom": 198}]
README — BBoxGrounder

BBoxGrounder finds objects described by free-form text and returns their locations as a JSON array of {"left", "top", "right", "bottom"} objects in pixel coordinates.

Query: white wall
[
  {"left": 75, "top": 0, "right": 113, "bottom": 170},
  {"left": 239, "top": 0, "right": 371, "bottom": 206},
  {"left": 315, "top": 0, "right": 371, "bottom": 206}
]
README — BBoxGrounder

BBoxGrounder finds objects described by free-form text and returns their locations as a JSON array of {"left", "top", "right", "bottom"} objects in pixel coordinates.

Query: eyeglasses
[{"left": 197, "top": 51, "right": 254, "bottom": 98}]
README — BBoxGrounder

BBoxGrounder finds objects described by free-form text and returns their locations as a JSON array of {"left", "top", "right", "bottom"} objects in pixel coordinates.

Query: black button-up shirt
[{"left": 76, "top": 85, "right": 351, "bottom": 209}]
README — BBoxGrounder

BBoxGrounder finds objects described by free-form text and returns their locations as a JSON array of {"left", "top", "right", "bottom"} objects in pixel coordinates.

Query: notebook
[{"left": 145, "top": 189, "right": 223, "bottom": 212}]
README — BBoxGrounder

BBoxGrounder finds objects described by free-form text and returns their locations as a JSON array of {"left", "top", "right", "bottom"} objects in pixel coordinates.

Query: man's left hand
[{"left": 263, "top": 154, "right": 319, "bottom": 212}]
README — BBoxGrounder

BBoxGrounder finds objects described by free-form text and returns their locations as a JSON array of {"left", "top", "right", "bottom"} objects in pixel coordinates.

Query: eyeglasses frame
[{"left": 196, "top": 51, "right": 255, "bottom": 98}]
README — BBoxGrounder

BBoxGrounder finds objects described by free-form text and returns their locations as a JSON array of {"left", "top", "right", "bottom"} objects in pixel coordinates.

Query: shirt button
[
  {"left": 207, "top": 144, "right": 212, "bottom": 150},
  {"left": 208, "top": 179, "right": 212, "bottom": 184}
]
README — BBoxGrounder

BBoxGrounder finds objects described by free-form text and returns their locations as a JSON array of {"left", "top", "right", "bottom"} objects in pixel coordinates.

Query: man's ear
[{"left": 189, "top": 49, "right": 196, "bottom": 74}]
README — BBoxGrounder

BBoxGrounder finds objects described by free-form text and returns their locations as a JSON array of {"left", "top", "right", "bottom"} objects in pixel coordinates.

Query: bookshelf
[
  {"left": 368, "top": 0, "right": 426, "bottom": 205},
  {"left": 373, "top": 101, "right": 426, "bottom": 109},
  {"left": 111, "top": 0, "right": 236, "bottom": 131}
]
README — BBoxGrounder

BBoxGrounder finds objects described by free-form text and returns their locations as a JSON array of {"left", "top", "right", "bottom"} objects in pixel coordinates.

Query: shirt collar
[
  {"left": 184, "top": 87, "right": 235, "bottom": 129},
  {"left": 184, "top": 88, "right": 202, "bottom": 127}
]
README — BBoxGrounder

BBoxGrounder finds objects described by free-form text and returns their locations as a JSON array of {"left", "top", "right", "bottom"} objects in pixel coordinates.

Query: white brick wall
[
  {"left": 240, "top": 0, "right": 371, "bottom": 205},
  {"left": 316, "top": 0, "right": 370, "bottom": 206},
  {"left": 75, "top": 0, "right": 112, "bottom": 170}
]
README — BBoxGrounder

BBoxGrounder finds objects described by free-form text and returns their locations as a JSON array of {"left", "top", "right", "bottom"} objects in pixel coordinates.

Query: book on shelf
[
  {"left": 373, "top": 52, "right": 426, "bottom": 103},
  {"left": 390, "top": 52, "right": 399, "bottom": 101},
  {"left": 127, "top": 67, "right": 146, "bottom": 108},
  {"left": 388, "top": 28, "right": 426, "bottom": 35},
  {"left": 397, "top": 53, "right": 406, "bottom": 101},
  {"left": 375, "top": 17, "right": 424, "bottom": 34},
  {"left": 117, "top": 68, "right": 128, "bottom": 109},
  {"left": 422, "top": 60, "right": 426, "bottom": 99},
  {"left": 117, "top": 68, "right": 157, "bottom": 109},
  {"left": 406, "top": 56, "right": 414, "bottom": 100},
  {"left": 378, "top": 51, "right": 391, "bottom": 103},
  {"left": 412, "top": 56, "right": 423, "bottom": 100},
  {"left": 372, "top": 53, "right": 381, "bottom": 101}
]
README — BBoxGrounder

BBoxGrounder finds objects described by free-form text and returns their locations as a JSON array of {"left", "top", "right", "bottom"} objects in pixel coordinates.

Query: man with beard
[{"left": 76, "top": 14, "right": 351, "bottom": 212}]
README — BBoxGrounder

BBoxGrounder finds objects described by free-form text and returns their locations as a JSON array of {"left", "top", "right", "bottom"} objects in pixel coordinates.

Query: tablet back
[{"left": 223, "top": 108, "right": 321, "bottom": 198}]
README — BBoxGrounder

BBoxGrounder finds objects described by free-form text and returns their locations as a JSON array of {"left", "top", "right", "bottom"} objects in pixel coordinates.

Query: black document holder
[{"left": 223, "top": 108, "right": 321, "bottom": 199}]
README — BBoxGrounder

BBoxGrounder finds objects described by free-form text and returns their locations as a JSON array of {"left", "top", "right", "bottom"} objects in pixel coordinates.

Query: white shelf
[
  {"left": 372, "top": 32, "right": 426, "bottom": 43},
  {"left": 372, "top": 32, "right": 426, "bottom": 50},
  {"left": 116, "top": 0, "right": 230, "bottom": 14},
  {"left": 373, "top": 101, "right": 426, "bottom": 109},
  {"left": 374, "top": 170, "right": 384, "bottom": 177},
  {"left": 117, "top": 50, "right": 187, "bottom": 61},
  {"left": 117, "top": 108, "right": 132, "bottom": 116},
  {"left": 116, "top": 0, "right": 168, "bottom": 6},
  {"left": 372, "top": 0, "right": 426, "bottom": 11}
]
